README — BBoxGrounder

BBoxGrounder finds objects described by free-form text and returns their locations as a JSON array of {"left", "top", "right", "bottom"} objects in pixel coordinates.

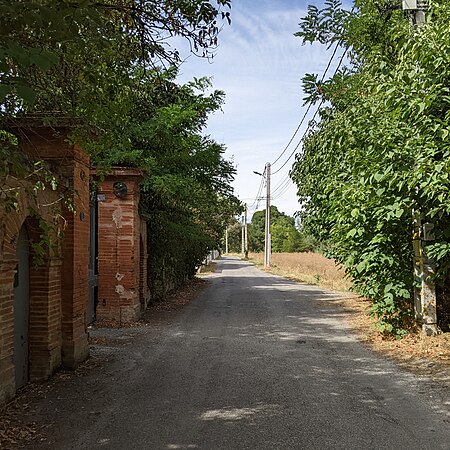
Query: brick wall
[
  {"left": 28, "top": 256, "right": 63, "bottom": 380},
  {"left": 19, "top": 126, "right": 90, "bottom": 368},
  {"left": 0, "top": 260, "right": 16, "bottom": 402},
  {"left": 0, "top": 122, "right": 90, "bottom": 404},
  {"left": 95, "top": 168, "right": 146, "bottom": 323}
]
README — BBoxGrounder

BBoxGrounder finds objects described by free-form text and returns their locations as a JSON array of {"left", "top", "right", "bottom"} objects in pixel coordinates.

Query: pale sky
[{"left": 176, "top": 0, "right": 349, "bottom": 218}]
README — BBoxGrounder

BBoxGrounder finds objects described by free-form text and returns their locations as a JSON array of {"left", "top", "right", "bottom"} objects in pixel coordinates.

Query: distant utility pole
[
  {"left": 264, "top": 162, "right": 271, "bottom": 268},
  {"left": 403, "top": 0, "right": 437, "bottom": 335},
  {"left": 244, "top": 204, "right": 248, "bottom": 259},
  {"left": 253, "top": 164, "right": 271, "bottom": 267},
  {"left": 241, "top": 213, "right": 245, "bottom": 256},
  {"left": 225, "top": 226, "right": 229, "bottom": 254}
]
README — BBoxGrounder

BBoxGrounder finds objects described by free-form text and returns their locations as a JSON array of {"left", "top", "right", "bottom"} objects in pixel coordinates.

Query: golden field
[{"left": 248, "top": 251, "right": 352, "bottom": 292}]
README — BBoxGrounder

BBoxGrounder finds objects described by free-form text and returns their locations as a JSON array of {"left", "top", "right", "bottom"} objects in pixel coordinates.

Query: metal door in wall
[
  {"left": 88, "top": 191, "right": 98, "bottom": 324},
  {"left": 13, "top": 224, "right": 30, "bottom": 389}
]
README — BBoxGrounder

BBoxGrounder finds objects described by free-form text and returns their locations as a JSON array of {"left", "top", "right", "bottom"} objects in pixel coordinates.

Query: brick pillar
[
  {"left": 0, "top": 261, "right": 17, "bottom": 402},
  {"left": 140, "top": 218, "right": 150, "bottom": 310},
  {"left": 95, "top": 168, "right": 144, "bottom": 323},
  {"left": 29, "top": 257, "right": 63, "bottom": 379},
  {"left": 0, "top": 203, "right": 64, "bottom": 403},
  {"left": 18, "top": 125, "right": 90, "bottom": 368}
]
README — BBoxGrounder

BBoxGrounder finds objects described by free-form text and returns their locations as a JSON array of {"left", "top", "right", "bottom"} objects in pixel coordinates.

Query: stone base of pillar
[{"left": 422, "top": 323, "right": 438, "bottom": 336}]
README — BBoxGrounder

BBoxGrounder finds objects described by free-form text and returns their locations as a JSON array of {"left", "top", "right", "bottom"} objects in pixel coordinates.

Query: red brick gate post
[
  {"left": 17, "top": 122, "right": 90, "bottom": 368},
  {"left": 95, "top": 168, "right": 145, "bottom": 323}
]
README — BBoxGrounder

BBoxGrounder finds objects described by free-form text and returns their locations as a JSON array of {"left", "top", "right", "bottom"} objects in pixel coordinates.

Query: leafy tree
[
  {"left": 292, "top": 0, "right": 450, "bottom": 334},
  {"left": 1, "top": 0, "right": 233, "bottom": 207},
  {"left": 223, "top": 219, "right": 244, "bottom": 254},
  {"left": 249, "top": 206, "right": 310, "bottom": 253},
  {"left": 248, "top": 210, "right": 265, "bottom": 253},
  {"left": 0, "top": 1, "right": 238, "bottom": 297},
  {"left": 0, "top": 0, "right": 232, "bottom": 107},
  {"left": 99, "top": 70, "right": 241, "bottom": 297}
]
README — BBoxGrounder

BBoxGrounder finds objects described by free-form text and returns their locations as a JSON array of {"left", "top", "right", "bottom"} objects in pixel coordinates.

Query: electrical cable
[
  {"left": 270, "top": 40, "right": 341, "bottom": 168},
  {"left": 272, "top": 180, "right": 294, "bottom": 200},
  {"left": 247, "top": 166, "right": 266, "bottom": 212},
  {"left": 271, "top": 169, "right": 291, "bottom": 190},
  {"left": 271, "top": 99, "right": 323, "bottom": 176},
  {"left": 271, "top": 176, "right": 291, "bottom": 197},
  {"left": 271, "top": 46, "right": 348, "bottom": 176}
]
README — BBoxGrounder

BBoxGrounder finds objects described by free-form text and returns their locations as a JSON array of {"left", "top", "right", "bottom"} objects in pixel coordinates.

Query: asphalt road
[{"left": 27, "top": 257, "right": 449, "bottom": 450}]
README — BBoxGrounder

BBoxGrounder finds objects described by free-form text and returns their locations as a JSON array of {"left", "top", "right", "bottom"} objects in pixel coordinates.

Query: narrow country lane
[{"left": 27, "top": 257, "right": 449, "bottom": 450}]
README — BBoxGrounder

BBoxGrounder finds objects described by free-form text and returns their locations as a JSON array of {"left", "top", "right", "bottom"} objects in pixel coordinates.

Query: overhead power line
[
  {"left": 248, "top": 168, "right": 265, "bottom": 208},
  {"left": 270, "top": 41, "right": 341, "bottom": 168},
  {"left": 271, "top": 46, "right": 349, "bottom": 177},
  {"left": 271, "top": 175, "right": 291, "bottom": 197},
  {"left": 271, "top": 99, "right": 324, "bottom": 176},
  {"left": 272, "top": 178, "right": 293, "bottom": 200},
  {"left": 271, "top": 167, "right": 293, "bottom": 193}
]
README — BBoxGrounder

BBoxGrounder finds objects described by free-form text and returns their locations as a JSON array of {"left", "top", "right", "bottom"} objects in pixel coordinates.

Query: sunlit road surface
[{"left": 30, "top": 257, "right": 449, "bottom": 450}]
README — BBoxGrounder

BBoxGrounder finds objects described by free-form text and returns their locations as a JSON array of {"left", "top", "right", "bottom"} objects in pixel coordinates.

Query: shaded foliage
[
  {"left": 0, "top": 1, "right": 238, "bottom": 297},
  {"left": 292, "top": 0, "right": 450, "bottom": 334}
]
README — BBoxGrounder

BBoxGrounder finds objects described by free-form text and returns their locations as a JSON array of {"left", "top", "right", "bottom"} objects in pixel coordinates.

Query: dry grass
[
  {"left": 197, "top": 261, "right": 217, "bottom": 274},
  {"left": 334, "top": 295, "right": 450, "bottom": 373},
  {"left": 248, "top": 251, "right": 352, "bottom": 292},
  {"left": 248, "top": 252, "right": 450, "bottom": 378}
]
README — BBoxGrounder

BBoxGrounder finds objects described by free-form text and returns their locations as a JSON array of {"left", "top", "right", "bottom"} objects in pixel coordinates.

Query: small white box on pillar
[
  {"left": 403, "top": 0, "right": 428, "bottom": 9},
  {"left": 403, "top": 0, "right": 417, "bottom": 9}
]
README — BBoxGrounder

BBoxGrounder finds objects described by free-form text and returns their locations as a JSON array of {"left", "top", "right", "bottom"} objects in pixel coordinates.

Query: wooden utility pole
[
  {"left": 264, "top": 162, "right": 271, "bottom": 268},
  {"left": 413, "top": 214, "right": 438, "bottom": 335},
  {"left": 403, "top": 0, "right": 437, "bottom": 335}
]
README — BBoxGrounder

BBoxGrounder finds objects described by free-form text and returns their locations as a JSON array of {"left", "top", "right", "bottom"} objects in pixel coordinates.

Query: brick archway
[{"left": 0, "top": 210, "right": 62, "bottom": 400}]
